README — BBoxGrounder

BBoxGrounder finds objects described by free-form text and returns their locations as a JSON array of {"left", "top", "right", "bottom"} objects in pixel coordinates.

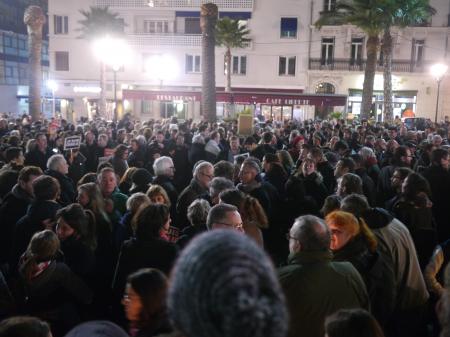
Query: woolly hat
[
  {"left": 168, "top": 229, "right": 288, "bottom": 337},
  {"left": 64, "top": 321, "right": 128, "bottom": 337}
]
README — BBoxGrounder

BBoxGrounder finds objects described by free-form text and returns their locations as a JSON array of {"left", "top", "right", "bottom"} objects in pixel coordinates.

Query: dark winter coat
[
  {"left": 0, "top": 184, "right": 33, "bottom": 264},
  {"left": 10, "top": 200, "right": 62, "bottom": 271},
  {"left": 45, "top": 169, "right": 76, "bottom": 206},
  {"left": 333, "top": 234, "right": 397, "bottom": 328},
  {"left": 422, "top": 165, "right": 450, "bottom": 241},
  {"left": 112, "top": 237, "right": 178, "bottom": 297},
  {"left": 278, "top": 250, "right": 369, "bottom": 337},
  {"left": 176, "top": 179, "right": 207, "bottom": 228},
  {"left": 24, "top": 148, "right": 53, "bottom": 171}
]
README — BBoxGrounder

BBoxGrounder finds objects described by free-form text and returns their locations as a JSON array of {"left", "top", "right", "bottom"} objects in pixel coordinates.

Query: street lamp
[
  {"left": 93, "top": 36, "right": 132, "bottom": 121},
  {"left": 46, "top": 80, "right": 58, "bottom": 117},
  {"left": 430, "top": 63, "right": 448, "bottom": 123}
]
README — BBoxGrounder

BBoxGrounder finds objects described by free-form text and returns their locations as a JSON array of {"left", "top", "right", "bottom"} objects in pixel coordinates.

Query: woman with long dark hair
[
  {"left": 55, "top": 203, "right": 96, "bottom": 279},
  {"left": 122, "top": 268, "right": 172, "bottom": 337}
]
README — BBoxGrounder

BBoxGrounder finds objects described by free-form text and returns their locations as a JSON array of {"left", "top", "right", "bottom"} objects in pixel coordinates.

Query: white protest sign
[{"left": 64, "top": 136, "right": 81, "bottom": 150}]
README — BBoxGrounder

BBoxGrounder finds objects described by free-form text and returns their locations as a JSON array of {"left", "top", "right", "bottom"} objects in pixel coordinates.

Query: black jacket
[
  {"left": 422, "top": 165, "right": 450, "bottom": 241},
  {"left": 24, "top": 148, "right": 53, "bottom": 171},
  {"left": 0, "top": 185, "right": 33, "bottom": 265},
  {"left": 176, "top": 179, "right": 207, "bottom": 228},
  {"left": 45, "top": 169, "right": 76, "bottom": 206},
  {"left": 112, "top": 237, "right": 178, "bottom": 297},
  {"left": 10, "top": 200, "right": 62, "bottom": 271},
  {"left": 60, "top": 236, "right": 96, "bottom": 280},
  {"left": 333, "top": 235, "right": 396, "bottom": 328}
]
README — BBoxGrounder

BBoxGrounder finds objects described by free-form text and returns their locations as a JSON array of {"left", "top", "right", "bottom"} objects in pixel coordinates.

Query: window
[
  {"left": 186, "top": 54, "right": 201, "bottom": 73},
  {"left": 351, "top": 37, "right": 363, "bottom": 65},
  {"left": 54, "top": 15, "right": 68, "bottom": 35},
  {"left": 144, "top": 20, "right": 169, "bottom": 33},
  {"left": 185, "top": 18, "right": 201, "bottom": 34},
  {"left": 3, "top": 35, "right": 12, "bottom": 47},
  {"left": 55, "top": 51, "right": 69, "bottom": 71},
  {"left": 321, "top": 37, "right": 334, "bottom": 65},
  {"left": 231, "top": 56, "right": 247, "bottom": 75},
  {"left": 279, "top": 56, "right": 296, "bottom": 76},
  {"left": 280, "top": 18, "right": 297, "bottom": 38},
  {"left": 412, "top": 39, "right": 424, "bottom": 65},
  {"left": 323, "top": 0, "right": 336, "bottom": 12}
]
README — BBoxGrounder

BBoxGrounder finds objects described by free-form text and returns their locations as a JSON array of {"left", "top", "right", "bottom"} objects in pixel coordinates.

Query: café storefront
[{"left": 123, "top": 88, "right": 347, "bottom": 121}]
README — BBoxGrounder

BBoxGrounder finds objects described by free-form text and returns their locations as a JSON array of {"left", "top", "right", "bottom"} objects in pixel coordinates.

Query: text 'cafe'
[{"left": 123, "top": 88, "right": 347, "bottom": 121}]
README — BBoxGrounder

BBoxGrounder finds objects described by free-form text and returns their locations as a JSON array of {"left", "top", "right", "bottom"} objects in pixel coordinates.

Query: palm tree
[
  {"left": 24, "top": 5, "right": 46, "bottom": 122},
  {"left": 380, "top": 0, "right": 435, "bottom": 122},
  {"left": 77, "top": 6, "right": 125, "bottom": 119},
  {"left": 216, "top": 17, "right": 251, "bottom": 92},
  {"left": 316, "top": 0, "right": 385, "bottom": 120},
  {"left": 200, "top": 3, "right": 218, "bottom": 123}
]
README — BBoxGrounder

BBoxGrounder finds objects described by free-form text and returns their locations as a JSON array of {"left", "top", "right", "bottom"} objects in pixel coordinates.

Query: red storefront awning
[{"left": 123, "top": 89, "right": 347, "bottom": 107}]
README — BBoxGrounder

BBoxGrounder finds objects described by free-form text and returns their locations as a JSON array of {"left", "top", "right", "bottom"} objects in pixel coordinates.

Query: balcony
[
  {"left": 128, "top": 33, "right": 202, "bottom": 47},
  {"left": 128, "top": 32, "right": 251, "bottom": 48},
  {"left": 95, "top": 0, "right": 253, "bottom": 9},
  {"left": 309, "top": 58, "right": 430, "bottom": 73}
]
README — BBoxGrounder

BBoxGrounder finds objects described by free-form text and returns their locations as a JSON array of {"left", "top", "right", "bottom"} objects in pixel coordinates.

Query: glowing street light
[
  {"left": 430, "top": 63, "right": 448, "bottom": 123},
  {"left": 46, "top": 80, "right": 58, "bottom": 117},
  {"left": 93, "top": 36, "right": 132, "bottom": 121},
  {"left": 145, "top": 54, "right": 179, "bottom": 87}
]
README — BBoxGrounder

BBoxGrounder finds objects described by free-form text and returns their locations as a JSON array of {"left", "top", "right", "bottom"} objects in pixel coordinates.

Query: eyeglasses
[
  {"left": 216, "top": 222, "right": 244, "bottom": 230},
  {"left": 201, "top": 172, "right": 214, "bottom": 179}
]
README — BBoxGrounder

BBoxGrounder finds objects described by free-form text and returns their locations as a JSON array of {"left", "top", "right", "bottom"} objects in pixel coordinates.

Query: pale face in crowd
[
  {"left": 77, "top": 189, "right": 90, "bottom": 207},
  {"left": 36, "top": 134, "right": 48, "bottom": 152},
  {"left": 56, "top": 217, "right": 75, "bottom": 241},
  {"left": 197, "top": 166, "right": 214, "bottom": 189},
  {"left": 57, "top": 158, "right": 69, "bottom": 175},
  {"left": 99, "top": 171, "right": 117, "bottom": 196},
  {"left": 122, "top": 284, "right": 143, "bottom": 322},
  {"left": 212, "top": 210, "right": 244, "bottom": 232},
  {"left": 328, "top": 222, "right": 353, "bottom": 251},
  {"left": 150, "top": 193, "right": 166, "bottom": 205},
  {"left": 239, "top": 164, "right": 257, "bottom": 184}
]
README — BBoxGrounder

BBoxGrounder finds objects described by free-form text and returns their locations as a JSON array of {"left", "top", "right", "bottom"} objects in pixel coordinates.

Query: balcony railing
[
  {"left": 95, "top": 0, "right": 253, "bottom": 9},
  {"left": 128, "top": 33, "right": 251, "bottom": 48},
  {"left": 309, "top": 58, "right": 430, "bottom": 72}
]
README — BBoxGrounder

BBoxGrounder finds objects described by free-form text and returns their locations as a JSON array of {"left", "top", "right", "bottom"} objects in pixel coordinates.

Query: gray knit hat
[
  {"left": 168, "top": 229, "right": 288, "bottom": 337},
  {"left": 64, "top": 321, "right": 128, "bottom": 337}
]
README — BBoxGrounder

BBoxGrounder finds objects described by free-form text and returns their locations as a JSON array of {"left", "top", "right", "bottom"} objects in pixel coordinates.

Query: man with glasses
[
  {"left": 206, "top": 203, "right": 244, "bottom": 232},
  {"left": 177, "top": 161, "right": 214, "bottom": 228},
  {"left": 278, "top": 215, "right": 368, "bottom": 337},
  {"left": 385, "top": 167, "right": 413, "bottom": 212}
]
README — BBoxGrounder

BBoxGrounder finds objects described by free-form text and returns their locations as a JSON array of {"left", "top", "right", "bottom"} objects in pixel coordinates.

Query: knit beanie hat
[
  {"left": 168, "top": 229, "right": 288, "bottom": 337},
  {"left": 64, "top": 321, "right": 128, "bottom": 337}
]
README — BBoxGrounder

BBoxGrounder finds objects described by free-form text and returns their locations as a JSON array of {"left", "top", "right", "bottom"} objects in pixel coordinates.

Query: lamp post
[
  {"left": 46, "top": 80, "right": 58, "bottom": 117},
  {"left": 93, "top": 37, "right": 132, "bottom": 121},
  {"left": 430, "top": 63, "right": 448, "bottom": 124}
]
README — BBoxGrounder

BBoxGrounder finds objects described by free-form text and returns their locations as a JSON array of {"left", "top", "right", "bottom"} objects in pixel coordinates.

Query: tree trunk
[
  {"left": 99, "top": 61, "right": 107, "bottom": 119},
  {"left": 24, "top": 6, "right": 46, "bottom": 122},
  {"left": 361, "top": 34, "right": 379, "bottom": 120},
  {"left": 382, "top": 28, "right": 394, "bottom": 122},
  {"left": 225, "top": 47, "right": 232, "bottom": 92},
  {"left": 200, "top": 3, "right": 218, "bottom": 123}
]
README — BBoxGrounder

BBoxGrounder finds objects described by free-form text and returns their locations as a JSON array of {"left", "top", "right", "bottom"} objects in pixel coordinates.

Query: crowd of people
[{"left": 0, "top": 113, "right": 450, "bottom": 337}]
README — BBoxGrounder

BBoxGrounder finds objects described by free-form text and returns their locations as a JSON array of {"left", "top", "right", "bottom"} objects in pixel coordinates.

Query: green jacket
[{"left": 278, "top": 250, "right": 369, "bottom": 337}]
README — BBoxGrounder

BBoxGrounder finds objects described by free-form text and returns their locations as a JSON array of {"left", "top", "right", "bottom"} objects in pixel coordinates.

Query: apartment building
[
  {"left": 0, "top": 0, "right": 50, "bottom": 117},
  {"left": 48, "top": 0, "right": 450, "bottom": 122}
]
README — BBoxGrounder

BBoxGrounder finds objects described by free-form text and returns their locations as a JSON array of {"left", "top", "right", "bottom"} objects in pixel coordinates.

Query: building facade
[
  {"left": 47, "top": 0, "right": 450, "bottom": 122},
  {"left": 0, "top": 0, "right": 50, "bottom": 117}
]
